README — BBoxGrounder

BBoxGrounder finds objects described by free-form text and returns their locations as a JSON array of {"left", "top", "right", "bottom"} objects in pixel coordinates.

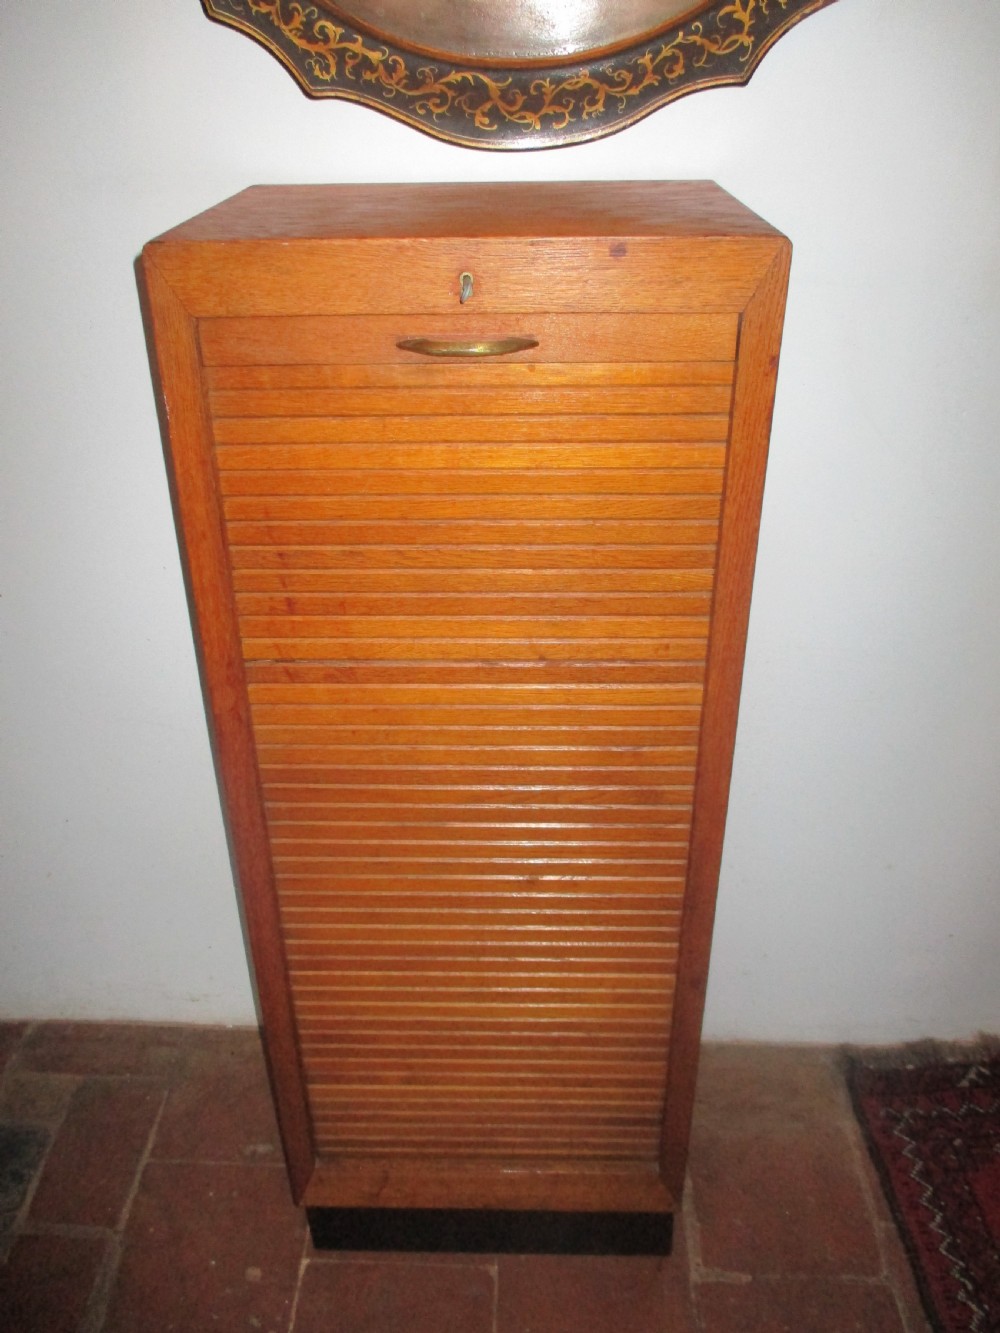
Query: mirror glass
[{"left": 330, "top": 0, "right": 699, "bottom": 60}]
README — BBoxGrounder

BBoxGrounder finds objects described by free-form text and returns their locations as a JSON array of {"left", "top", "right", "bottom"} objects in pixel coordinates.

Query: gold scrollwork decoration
[{"left": 201, "top": 0, "right": 838, "bottom": 149}]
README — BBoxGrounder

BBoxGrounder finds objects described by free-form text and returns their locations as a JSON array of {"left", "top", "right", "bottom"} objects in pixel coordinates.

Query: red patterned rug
[{"left": 849, "top": 1056, "right": 1000, "bottom": 1333}]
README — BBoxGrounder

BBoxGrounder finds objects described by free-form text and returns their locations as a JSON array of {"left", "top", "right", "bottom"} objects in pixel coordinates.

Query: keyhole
[{"left": 459, "top": 272, "right": 474, "bottom": 304}]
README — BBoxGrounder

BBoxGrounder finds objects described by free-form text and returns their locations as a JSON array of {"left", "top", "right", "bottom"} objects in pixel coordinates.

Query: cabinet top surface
[{"left": 149, "top": 181, "right": 783, "bottom": 246}]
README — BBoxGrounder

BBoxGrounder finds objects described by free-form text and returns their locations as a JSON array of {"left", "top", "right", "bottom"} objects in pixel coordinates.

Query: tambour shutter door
[{"left": 203, "top": 311, "right": 734, "bottom": 1171}]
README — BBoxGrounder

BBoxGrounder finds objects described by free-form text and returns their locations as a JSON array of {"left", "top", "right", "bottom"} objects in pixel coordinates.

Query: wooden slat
[
  {"left": 279, "top": 872, "right": 684, "bottom": 895},
  {"left": 313, "top": 1141, "right": 660, "bottom": 1159},
  {"left": 274, "top": 849, "right": 687, "bottom": 871},
  {"left": 274, "top": 831, "right": 693, "bottom": 853},
  {"left": 266, "top": 805, "right": 698, "bottom": 826},
  {"left": 291, "top": 1000, "right": 672, "bottom": 1024},
  {"left": 256, "top": 724, "right": 698, "bottom": 747},
  {"left": 205, "top": 360, "right": 735, "bottom": 391},
  {"left": 299, "top": 1028, "right": 668, "bottom": 1051},
  {"left": 310, "top": 1093, "right": 663, "bottom": 1113},
  {"left": 312, "top": 1141, "right": 660, "bottom": 1158},
  {"left": 282, "top": 938, "right": 682, "bottom": 959},
  {"left": 287, "top": 928, "right": 678, "bottom": 948},
  {"left": 274, "top": 847, "right": 688, "bottom": 869},
  {"left": 217, "top": 466, "right": 725, "bottom": 497},
  {"left": 278, "top": 874, "right": 688, "bottom": 895},
  {"left": 244, "top": 661, "right": 706, "bottom": 683},
  {"left": 312, "top": 1137, "right": 657, "bottom": 1156},
  {"left": 213, "top": 413, "right": 730, "bottom": 445},
  {"left": 226, "top": 520, "right": 719, "bottom": 548},
  {"left": 282, "top": 938, "right": 678, "bottom": 960},
  {"left": 246, "top": 662, "right": 706, "bottom": 688},
  {"left": 263, "top": 779, "right": 694, "bottom": 799},
  {"left": 225, "top": 498, "right": 723, "bottom": 527},
  {"left": 214, "top": 442, "right": 728, "bottom": 470},
  {"left": 303, "top": 1054, "right": 670, "bottom": 1080},
  {"left": 244, "top": 641, "right": 710, "bottom": 664},
  {"left": 278, "top": 891, "right": 682, "bottom": 912},
  {"left": 284, "top": 943, "right": 682, "bottom": 965},
  {"left": 265, "top": 804, "right": 694, "bottom": 827},
  {"left": 307, "top": 1069, "right": 668, "bottom": 1089},
  {"left": 240, "top": 594, "right": 711, "bottom": 619},
  {"left": 305, "top": 1081, "right": 667, "bottom": 1104},
  {"left": 310, "top": 1121, "right": 660, "bottom": 1139},
  {"left": 304, "top": 1055, "right": 666, "bottom": 1077},
  {"left": 229, "top": 544, "right": 719, "bottom": 572},
  {"left": 209, "top": 385, "right": 732, "bottom": 418},
  {"left": 312, "top": 1129, "right": 658, "bottom": 1143},
  {"left": 233, "top": 568, "right": 715, "bottom": 594},
  {"left": 224, "top": 495, "right": 721, "bottom": 523},
  {"left": 293, "top": 997, "right": 677, "bottom": 1023},
  {"left": 199, "top": 312, "right": 738, "bottom": 365},
  {"left": 291, "top": 980, "right": 673, "bottom": 1005},
  {"left": 249, "top": 681, "right": 705, "bottom": 705},
  {"left": 251, "top": 700, "right": 703, "bottom": 722},
  {"left": 284, "top": 945, "right": 679, "bottom": 967},
  {"left": 257, "top": 743, "right": 697, "bottom": 766},
  {"left": 239, "top": 614, "right": 708, "bottom": 641},
  {"left": 297, "top": 1020, "right": 671, "bottom": 1045}
]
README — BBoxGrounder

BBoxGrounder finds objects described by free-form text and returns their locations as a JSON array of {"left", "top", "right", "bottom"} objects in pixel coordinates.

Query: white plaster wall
[{"left": 1, "top": 0, "right": 998, "bottom": 1038}]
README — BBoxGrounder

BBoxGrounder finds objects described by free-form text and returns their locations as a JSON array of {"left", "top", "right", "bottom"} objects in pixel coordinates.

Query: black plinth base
[{"left": 306, "top": 1206, "right": 673, "bottom": 1255}]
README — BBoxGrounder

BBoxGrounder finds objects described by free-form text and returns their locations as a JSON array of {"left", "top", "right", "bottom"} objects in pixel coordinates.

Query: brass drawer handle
[{"left": 396, "top": 335, "right": 538, "bottom": 358}]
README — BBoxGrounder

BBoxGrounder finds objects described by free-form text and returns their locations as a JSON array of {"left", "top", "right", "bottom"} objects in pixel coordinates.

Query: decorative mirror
[{"left": 202, "top": 0, "right": 837, "bottom": 149}]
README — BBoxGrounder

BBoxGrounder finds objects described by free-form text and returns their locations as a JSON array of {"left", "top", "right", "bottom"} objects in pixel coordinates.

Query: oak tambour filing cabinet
[{"left": 140, "top": 182, "right": 790, "bottom": 1252}]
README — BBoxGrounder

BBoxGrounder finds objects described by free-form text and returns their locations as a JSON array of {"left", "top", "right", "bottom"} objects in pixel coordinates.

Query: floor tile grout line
[
  {"left": 5, "top": 1047, "right": 77, "bottom": 1243},
  {"left": 77, "top": 1086, "right": 170, "bottom": 1333},
  {"left": 149, "top": 1154, "right": 289, "bottom": 1168},
  {"left": 695, "top": 1273, "right": 913, "bottom": 1286},
  {"left": 284, "top": 1224, "right": 313, "bottom": 1333},
  {"left": 681, "top": 1173, "right": 704, "bottom": 1281},
  {"left": 681, "top": 1171, "right": 751, "bottom": 1287},
  {"left": 0, "top": 1022, "right": 37, "bottom": 1080},
  {"left": 12, "top": 1221, "right": 116, "bottom": 1241},
  {"left": 490, "top": 1257, "right": 499, "bottom": 1333},
  {"left": 113, "top": 1087, "right": 170, "bottom": 1234},
  {"left": 0, "top": 1022, "right": 38, "bottom": 1110},
  {"left": 680, "top": 1174, "right": 708, "bottom": 1333}
]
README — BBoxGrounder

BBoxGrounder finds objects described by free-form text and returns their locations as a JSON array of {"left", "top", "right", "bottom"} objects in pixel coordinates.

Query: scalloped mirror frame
[{"left": 201, "top": 0, "right": 838, "bottom": 150}]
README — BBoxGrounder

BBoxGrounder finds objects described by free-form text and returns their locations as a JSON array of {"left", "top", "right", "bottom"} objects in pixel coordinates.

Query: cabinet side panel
[
  {"left": 139, "top": 255, "right": 316, "bottom": 1200},
  {"left": 659, "top": 244, "right": 792, "bottom": 1196}
]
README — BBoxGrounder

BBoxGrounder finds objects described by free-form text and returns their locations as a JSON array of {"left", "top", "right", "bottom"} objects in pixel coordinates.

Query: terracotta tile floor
[{"left": 0, "top": 1023, "right": 931, "bottom": 1332}]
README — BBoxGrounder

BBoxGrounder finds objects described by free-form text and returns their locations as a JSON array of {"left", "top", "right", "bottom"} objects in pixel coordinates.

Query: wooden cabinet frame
[{"left": 140, "top": 182, "right": 789, "bottom": 1250}]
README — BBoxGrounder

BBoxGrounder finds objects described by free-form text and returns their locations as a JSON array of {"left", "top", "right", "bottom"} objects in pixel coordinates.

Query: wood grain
[
  {"left": 206, "top": 360, "right": 735, "bottom": 390},
  {"left": 155, "top": 234, "right": 781, "bottom": 319},
  {"left": 200, "top": 313, "right": 737, "bottom": 365},
  {"left": 209, "top": 385, "right": 732, "bottom": 417},
  {"left": 212, "top": 413, "right": 731, "bottom": 445},
  {"left": 142, "top": 181, "right": 788, "bottom": 1219}
]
